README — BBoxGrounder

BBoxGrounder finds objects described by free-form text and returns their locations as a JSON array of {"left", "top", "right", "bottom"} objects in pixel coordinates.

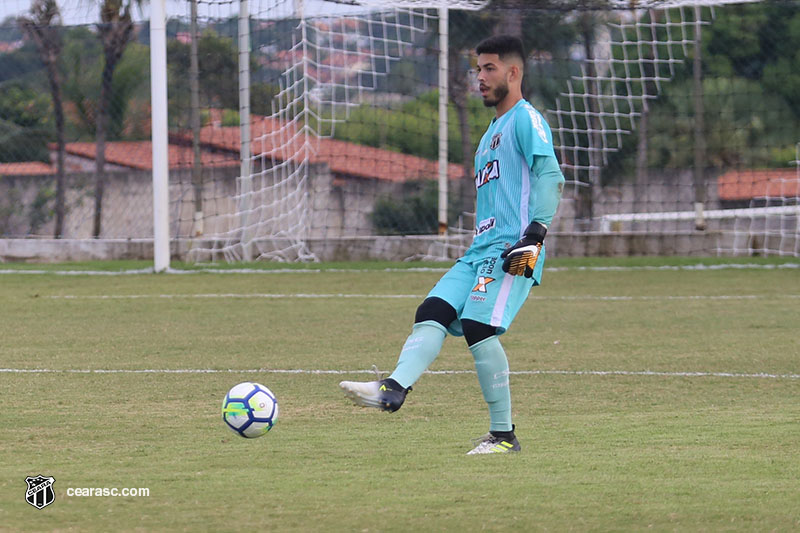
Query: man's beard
[{"left": 482, "top": 83, "right": 509, "bottom": 107}]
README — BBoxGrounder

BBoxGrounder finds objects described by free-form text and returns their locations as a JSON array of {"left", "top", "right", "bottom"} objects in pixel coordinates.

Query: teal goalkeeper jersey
[{"left": 464, "top": 98, "right": 564, "bottom": 267}]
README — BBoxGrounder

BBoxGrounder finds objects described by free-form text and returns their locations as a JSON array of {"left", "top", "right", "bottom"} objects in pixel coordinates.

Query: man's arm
[
  {"left": 501, "top": 155, "right": 564, "bottom": 277},
  {"left": 530, "top": 154, "right": 564, "bottom": 228}
]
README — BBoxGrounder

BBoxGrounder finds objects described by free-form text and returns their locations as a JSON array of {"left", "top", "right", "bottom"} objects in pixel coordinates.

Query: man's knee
[
  {"left": 462, "top": 319, "right": 497, "bottom": 347},
  {"left": 415, "top": 297, "right": 457, "bottom": 329}
]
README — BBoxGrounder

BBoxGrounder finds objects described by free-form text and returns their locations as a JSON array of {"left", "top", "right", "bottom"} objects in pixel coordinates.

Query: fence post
[{"left": 692, "top": 5, "right": 706, "bottom": 231}]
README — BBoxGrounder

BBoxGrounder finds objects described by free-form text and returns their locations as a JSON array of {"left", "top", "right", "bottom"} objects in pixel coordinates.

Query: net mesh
[
  {"left": 187, "top": 2, "right": 446, "bottom": 261},
  {"left": 552, "top": 6, "right": 705, "bottom": 180},
  {"left": 0, "top": 0, "right": 798, "bottom": 258}
]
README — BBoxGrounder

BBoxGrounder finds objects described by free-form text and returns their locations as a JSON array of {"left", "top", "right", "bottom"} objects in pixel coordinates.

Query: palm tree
[
  {"left": 93, "top": 0, "right": 140, "bottom": 237},
  {"left": 18, "top": 0, "right": 66, "bottom": 238}
]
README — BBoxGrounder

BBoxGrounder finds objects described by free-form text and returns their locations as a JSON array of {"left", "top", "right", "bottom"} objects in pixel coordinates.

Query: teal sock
[
  {"left": 388, "top": 321, "right": 447, "bottom": 389},
  {"left": 469, "top": 336, "right": 512, "bottom": 432}
]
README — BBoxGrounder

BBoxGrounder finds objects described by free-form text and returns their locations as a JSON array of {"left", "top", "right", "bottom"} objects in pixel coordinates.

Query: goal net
[
  {"left": 172, "top": 0, "right": 798, "bottom": 261},
  {"left": 1, "top": 0, "right": 798, "bottom": 260},
  {"left": 179, "top": 0, "right": 487, "bottom": 262},
  {"left": 545, "top": 0, "right": 798, "bottom": 256}
]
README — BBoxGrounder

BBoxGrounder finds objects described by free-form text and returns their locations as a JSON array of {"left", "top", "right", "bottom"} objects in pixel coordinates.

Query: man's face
[{"left": 476, "top": 53, "right": 510, "bottom": 108}]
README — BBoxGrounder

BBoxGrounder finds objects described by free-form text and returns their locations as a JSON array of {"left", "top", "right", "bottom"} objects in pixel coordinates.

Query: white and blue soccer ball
[{"left": 221, "top": 382, "right": 279, "bottom": 438}]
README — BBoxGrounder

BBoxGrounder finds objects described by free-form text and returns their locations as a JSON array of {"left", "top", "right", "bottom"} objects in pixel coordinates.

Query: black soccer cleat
[
  {"left": 467, "top": 429, "right": 521, "bottom": 455},
  {"left": 339, "top": 378, "right": 410, "bottom": 412}
]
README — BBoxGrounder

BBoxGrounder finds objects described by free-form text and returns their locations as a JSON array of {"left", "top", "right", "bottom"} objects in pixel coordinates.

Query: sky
[
  {"left": 0, "top": 0, "right": 377, "bottom": 27},
  {"left": 0, "top": 0, "right": 496, "bottom": 28},
  {"left": 0, "top": 0, "right": 757, "bottom": 26}
]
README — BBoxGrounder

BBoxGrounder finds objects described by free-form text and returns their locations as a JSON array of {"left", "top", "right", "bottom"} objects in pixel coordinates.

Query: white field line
[
  {"left": 1, "top": 368, "right": 798, "bottom": 379},
  {"left": 0, "top": 263, "right": 798, "bottom": 276},
  {"left": 46, "top": 293, "right": 424, "bottom": 300},
  {"left": 43, "top": 293, "right": 800, "bottom": 301}
]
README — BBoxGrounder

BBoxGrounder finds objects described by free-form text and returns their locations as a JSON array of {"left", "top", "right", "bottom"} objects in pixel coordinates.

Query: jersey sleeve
[
  {"left": 530, "top": 155, "right": 565, "bottom": 227},
  {"left": 514, "top": 104, "right": 556, "bottom": 170}
]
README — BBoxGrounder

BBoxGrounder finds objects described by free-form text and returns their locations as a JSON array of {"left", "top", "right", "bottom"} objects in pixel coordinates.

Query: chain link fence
[{"left": 1, "top": 0, "right": 798, "bottom": 259}]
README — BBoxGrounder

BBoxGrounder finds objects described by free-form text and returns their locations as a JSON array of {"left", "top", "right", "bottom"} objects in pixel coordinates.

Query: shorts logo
[
  {"left": 472, "top": 276, "right": 495, "bottom": 293},
  {"left": 25, "top": 475, "right": 55, "bottom": 510},
  {"left": 475, "top": 217, "right": 495, "bottom": 236},
  {"left": 490, "top": 133, "right": 502, "bottom": 150},
  {"left": 479, "top": 256, "right": 497, "bottom": 276}
]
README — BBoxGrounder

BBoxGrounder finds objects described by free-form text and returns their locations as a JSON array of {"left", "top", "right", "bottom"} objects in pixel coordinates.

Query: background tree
[
  {"left": 18, "top": 0, "right": 66, "bottom": 237},
  {"left": 62, "top": 26, "right": 102, "bottom": 139},
  {"left": 447, "top": 9, "right": 491, "bottom": 215},
  {"left": 386, "top": 60, "right": 418, "bottom": 97},
  {"left": 704, "top": 2, "right": 800, "bottom": 121},
  {"left": 603, "top": 2, "right": 800, "bottom": 179},
  {"left": 60, "top": 27, "right": 147, "bottom": 141},
  {"left": 646, "top": 77, "right": 796, "bottom": 170},
  {"left": 92, "top": 0, "right": 140, "bottom": 238},
  {"left": 167, "top": 28, "right": 269, "bottom": 128},
  {"left": 0, "top": 83, "right": 52, "bottom": 163},
  {"left": 0, "top": 40, "right": 41, "bottom": 85}
]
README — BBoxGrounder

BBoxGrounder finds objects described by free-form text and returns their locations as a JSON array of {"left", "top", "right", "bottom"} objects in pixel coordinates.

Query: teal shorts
[{"left": 426, "top": 255, "right": 539, "bottom": 337}]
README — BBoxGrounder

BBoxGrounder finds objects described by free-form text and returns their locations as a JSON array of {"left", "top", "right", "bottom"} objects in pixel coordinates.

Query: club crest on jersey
[
  {"left": 472, "top": 276, "right": 495, "bottom": 293},
  {"left": 490, "top": 133, "right": 502, "bottom": 150},
  {"left": 475, "top": 160, "right": 500, "bottom": 189}
]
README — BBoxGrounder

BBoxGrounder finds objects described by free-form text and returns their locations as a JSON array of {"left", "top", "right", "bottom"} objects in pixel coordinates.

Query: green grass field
[{"left": 1, "top": 258, "right": 799, "bottom": 531}]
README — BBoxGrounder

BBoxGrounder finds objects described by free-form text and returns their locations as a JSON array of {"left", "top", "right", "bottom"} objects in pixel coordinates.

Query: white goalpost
[{"left": 151, "top": 0, "right": 170, "bottom": 272}]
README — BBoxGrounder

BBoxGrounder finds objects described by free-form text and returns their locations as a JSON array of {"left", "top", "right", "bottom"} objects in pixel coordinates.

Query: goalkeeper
[{"left": 340, "top": 35, "right": 564, "bottom": 455}]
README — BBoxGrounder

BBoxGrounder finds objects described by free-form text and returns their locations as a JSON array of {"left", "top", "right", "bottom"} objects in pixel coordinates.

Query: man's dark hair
[{"left": 475, "top": 35, "right": 525, "bottom": 64}]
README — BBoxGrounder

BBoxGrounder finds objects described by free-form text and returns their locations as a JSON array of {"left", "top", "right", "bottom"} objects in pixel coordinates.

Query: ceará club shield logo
[{"left": 25, "top": 475, "right": 55, "bottom": 509}]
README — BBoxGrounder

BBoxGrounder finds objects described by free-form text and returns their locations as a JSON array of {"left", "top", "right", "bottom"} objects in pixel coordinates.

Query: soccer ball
[{"left": 221, "top": 382, "right": 279, "bottom": 438}]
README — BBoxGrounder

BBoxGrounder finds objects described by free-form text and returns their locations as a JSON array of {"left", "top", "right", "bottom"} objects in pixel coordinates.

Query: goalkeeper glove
[{"left": 500, "top": 221, "right": 547, "bottom": 278}]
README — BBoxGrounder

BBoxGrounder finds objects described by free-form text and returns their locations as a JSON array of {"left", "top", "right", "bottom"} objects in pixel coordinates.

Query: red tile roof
[
  {"left": 178, "top": 117, "right": 465, "bottom": 181},
  {"left": 315, "top": 138, "right": 464, "bottom": 182},
  {"left": 22, "top": 114, "right": 466, "bottom": 182},
  {"left": 0, "top": 162, "right": 54, "bottom": 175},
  {"left": 717, "top": 168, "right": 800, "bottom": 201},
  {"left": 62, "top": 141, "right": 238, "bottom": 170}
]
